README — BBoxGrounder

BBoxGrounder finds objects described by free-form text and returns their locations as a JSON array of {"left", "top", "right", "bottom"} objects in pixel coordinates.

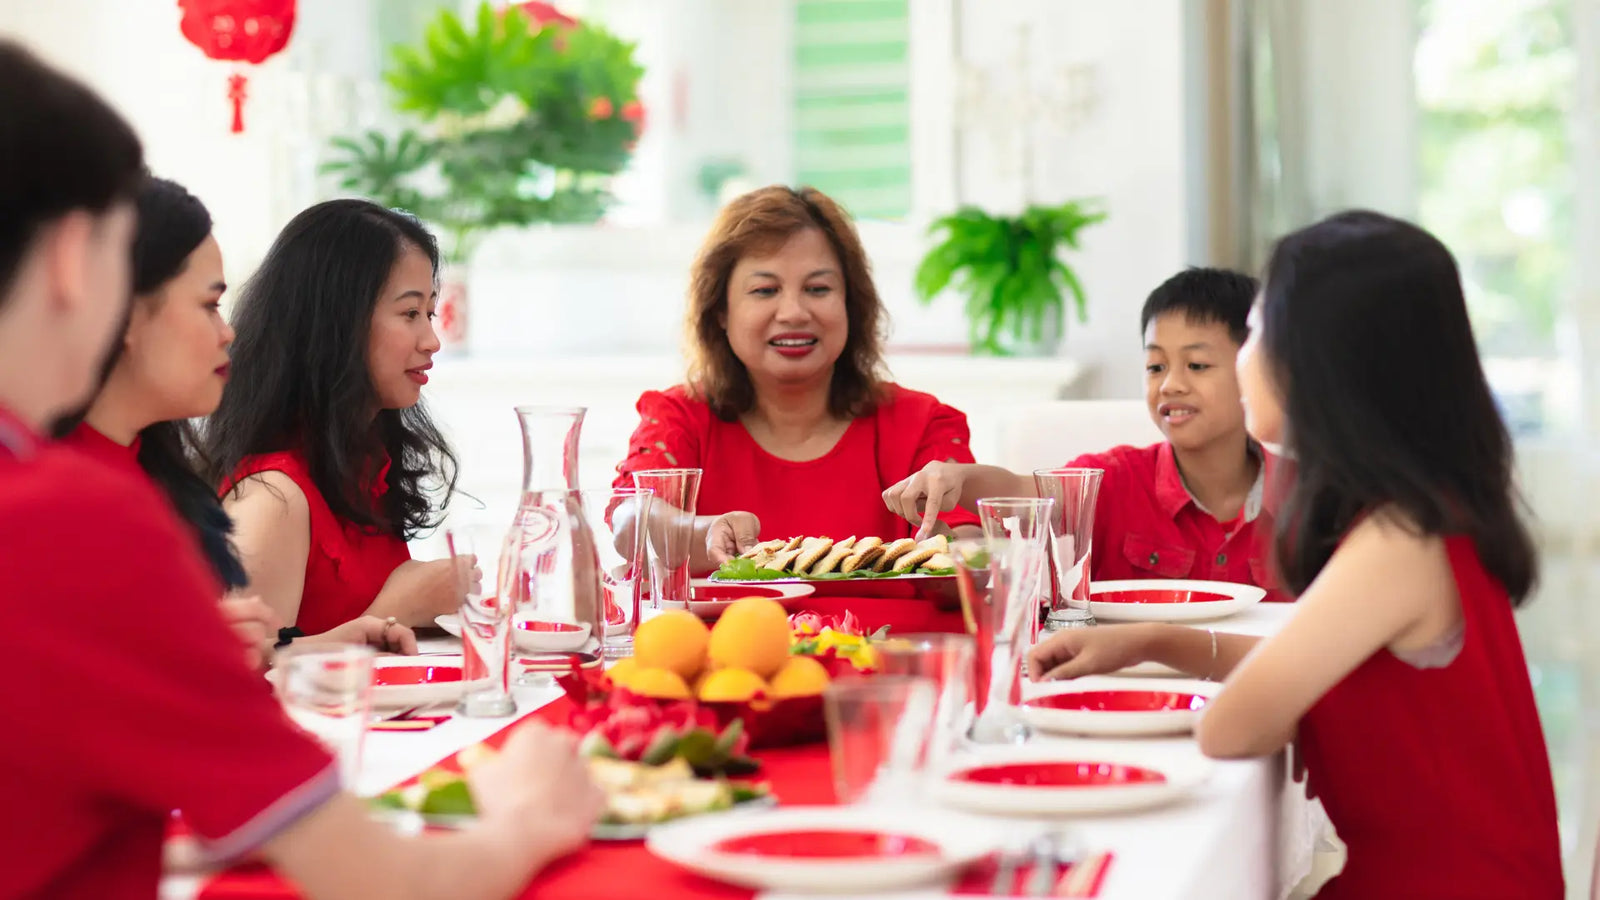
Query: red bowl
[{"left": 701, "top": 693, "right": 826, "bottom": 749}]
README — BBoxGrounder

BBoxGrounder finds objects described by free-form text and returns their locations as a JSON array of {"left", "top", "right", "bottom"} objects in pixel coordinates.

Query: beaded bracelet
[{"left": 274, "top": 626, "right": 305, "bottom": 649}]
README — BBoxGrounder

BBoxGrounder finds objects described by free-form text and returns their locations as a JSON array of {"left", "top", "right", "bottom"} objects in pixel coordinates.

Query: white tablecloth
[{"left": 167, "top": 604, "right": 1322, "bottom": 900}]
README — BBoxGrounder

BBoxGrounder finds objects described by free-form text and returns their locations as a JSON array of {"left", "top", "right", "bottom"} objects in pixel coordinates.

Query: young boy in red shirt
[{"left": 884, "top": 267, "right": 1284, "bottom": 597}]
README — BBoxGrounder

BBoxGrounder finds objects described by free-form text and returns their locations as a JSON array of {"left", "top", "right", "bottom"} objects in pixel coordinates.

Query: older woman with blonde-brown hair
[{"left": 614, "top": 186, "right": 980, "bottom": 572}]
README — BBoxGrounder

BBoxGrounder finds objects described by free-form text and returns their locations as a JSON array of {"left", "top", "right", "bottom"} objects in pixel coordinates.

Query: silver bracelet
[{"left": 1206, "top": 628, "right": 1219, "bottom": 681}]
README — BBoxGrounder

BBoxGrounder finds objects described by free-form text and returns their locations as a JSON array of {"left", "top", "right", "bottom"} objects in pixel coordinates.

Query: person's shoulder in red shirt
[
  {"left": 613, "top": 384, "right": 714, "bottom": 486},
  {"left": 1071, "top": 268, "right": 1286, "bottom": 597}
]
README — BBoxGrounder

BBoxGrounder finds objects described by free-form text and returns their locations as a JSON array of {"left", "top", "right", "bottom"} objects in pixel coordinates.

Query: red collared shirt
[
  {"left": 1067, "top": 441, "right": 1289, "bottom": 600},
  {"left": 0, "top": 405, "right": 337, "bottom": 898}
]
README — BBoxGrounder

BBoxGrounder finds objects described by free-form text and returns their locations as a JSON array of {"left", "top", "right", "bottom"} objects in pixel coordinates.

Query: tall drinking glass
[
  {"left": 275, "top": 643, "right": 375, "bottom": 786},
  {"left": 873, "top": 633, "right": 975, "bottom": 769},
  {"left": 953, "top": 536, "right": 1047, "bottom": 745},
  {"left": 579, "top": 488, "right": 653, "bottom": 658},
  {"left": 447, "top": 525, "right": 516, "bottom": 717},
  {"left": 975, "top": 497, "right": 1056, "bottom": 643},
  {"left": 1032, "top": 468, "right": 1104, "bottom": 628},
  {"left": 630, "top": 468, "right": 702, "bottom": 608},
  {"left": 823, "top": 675, "right": 939, "bottom": 806}
]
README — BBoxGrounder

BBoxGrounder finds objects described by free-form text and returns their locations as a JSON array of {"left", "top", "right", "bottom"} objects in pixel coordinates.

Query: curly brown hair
[{"left": 685, "top": 185, "right": 887, "bottom": 421}]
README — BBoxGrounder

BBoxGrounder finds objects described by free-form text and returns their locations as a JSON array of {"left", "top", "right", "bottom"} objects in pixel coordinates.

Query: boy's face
[{"left": 1142, "top": 312, "right": 1246, "bottom": 453}]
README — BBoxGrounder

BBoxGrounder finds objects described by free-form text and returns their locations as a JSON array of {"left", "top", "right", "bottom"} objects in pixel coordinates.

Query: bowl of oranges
[{"left": 591, "top": 596, "right": 868, "bottom": 749}]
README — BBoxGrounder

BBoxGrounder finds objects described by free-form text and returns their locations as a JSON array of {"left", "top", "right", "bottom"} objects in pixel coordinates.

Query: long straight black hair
[
  {"left": 203, "top": 200, "right": 457, "bottom": 539},
  {"left": 51, "top": 177, "right": 248, "bottom": 588},
  {"left": 1261, "top": 210, "right": 1536, "bottom": 602}
]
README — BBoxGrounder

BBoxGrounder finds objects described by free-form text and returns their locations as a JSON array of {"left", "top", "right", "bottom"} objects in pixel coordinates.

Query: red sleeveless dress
[
  {"left": 1297, "top": 535, "right": 1563, "bottom": 898},
  {"left": 227, "top": 449, "right": 410, "bottom": 634}
]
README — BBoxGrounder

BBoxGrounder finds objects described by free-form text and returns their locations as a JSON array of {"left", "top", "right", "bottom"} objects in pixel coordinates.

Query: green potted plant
[
  {"left": 320, "top": 1, "right": 644, "bottom": 351},
  {"left": 913, "top": 200, "right": 1106, "bottom": 356}
]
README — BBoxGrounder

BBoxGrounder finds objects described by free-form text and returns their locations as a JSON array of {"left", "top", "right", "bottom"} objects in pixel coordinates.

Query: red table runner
[{"left": 196, "top": 598, "right": 1108, "bottom": 899}]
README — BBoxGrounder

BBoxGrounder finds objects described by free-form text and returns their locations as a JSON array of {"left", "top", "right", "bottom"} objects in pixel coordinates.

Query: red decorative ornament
[
  {"left": 176, "top": 0, "right": 298, "bottom": 134},
  {"left": 515, "top": 1, "right": 577, "bottom": 29}
]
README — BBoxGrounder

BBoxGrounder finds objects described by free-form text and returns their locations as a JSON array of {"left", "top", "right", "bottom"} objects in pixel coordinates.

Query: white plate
[
  {"left": 369, "top": 655, "right": 482, "bottom": 710},
  {"left": 674, "top": 579, "right": 816, "bottom": 619},
  {"left": 432, "top": 614, "right": 592, "bottom": 653},
  {"left": 647, "top": 805, "right": 994, "bottom": 894},
  {"left": 1089, "top": 579, "right": 1266, "bottom": 623},
  {"left": 1020, "top": 677, "right": 1218, "bottom": 737},
  {"left": 935, "top": 745, "right": 1213, "bottom": 816}
]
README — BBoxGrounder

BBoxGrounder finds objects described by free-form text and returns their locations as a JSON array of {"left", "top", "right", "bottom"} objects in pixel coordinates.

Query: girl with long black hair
[
  {"left": 204, "top": 199, "right": 466, "bottom": 633},
  {"left": 1028, "top": 211, "right": 1562, "bottom": 898}
]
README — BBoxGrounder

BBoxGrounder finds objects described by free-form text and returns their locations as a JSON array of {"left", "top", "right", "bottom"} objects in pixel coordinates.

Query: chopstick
[{"left": 1055, "top": 851, "right": 1111, "bottom": 898}]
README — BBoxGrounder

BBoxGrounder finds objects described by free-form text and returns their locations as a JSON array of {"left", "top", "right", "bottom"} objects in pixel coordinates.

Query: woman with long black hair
[
  {"left": 1028, "top": 210, "right": 1563, "bottom": 898},
  {"left": 205, "top": 199, "right": 466, "bottom": 633},
  {"left": 56, "top": 177, "right": 416, "bottom": 666}
]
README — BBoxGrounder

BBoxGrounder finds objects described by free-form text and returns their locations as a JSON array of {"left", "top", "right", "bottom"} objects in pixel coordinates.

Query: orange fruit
[
  {"left": 633, "top": 609, "right": 710, "bottom": 681},
  {"left": 768, "top": 655, "right": 832, "bottom": 698},
  {"left": 708, "top": 597, "right": 793, "bottom": 679},
  {"left": 696, "top": 667, "right": 769, "bottom": 703},
  {"left": 605, "top": 657, "right": 639, "bottom": 690},
  {"left": 628, "top": 667, "right": 692, "bottom": 700}
]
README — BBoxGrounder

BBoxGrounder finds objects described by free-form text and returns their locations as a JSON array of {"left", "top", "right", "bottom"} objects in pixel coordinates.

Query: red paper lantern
[{"left": 177, "top": 0, "right": 297, "bottom": 133}]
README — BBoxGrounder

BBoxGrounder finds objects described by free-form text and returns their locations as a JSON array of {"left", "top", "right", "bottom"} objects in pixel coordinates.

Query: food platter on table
[
  {"left": 1088, "top": 578, "right": 1266, "bottom": 623},
  {"left": 709, "top": 534, "right": 959, "bottom": 605},
  {"left": 373, "top": 747, "right": 773, "bottom": 841},
  {"left": 645, "top": 805, "right": 997, "bottom": 893}
]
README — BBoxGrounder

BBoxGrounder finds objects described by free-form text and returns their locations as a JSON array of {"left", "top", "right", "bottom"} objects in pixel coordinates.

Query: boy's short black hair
[{"left": 1138, "top": 267, "right": 1259, "bottom": 346}]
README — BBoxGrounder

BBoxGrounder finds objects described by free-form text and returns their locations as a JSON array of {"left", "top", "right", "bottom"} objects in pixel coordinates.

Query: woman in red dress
[
  {"left": 55, "top": 176, "right": 415, "bottom": 665},
  {"left": 203, "top": 200, "right": 469, "bottom": 633},
  {"left": 614, "top": 186, "right": 981, "bottom": 572},
  {"left": 0, "top": 43, "right": 600, "bottom": 898},
  {"left": 1028, "top": 211, "right": 1563, "bottom": 897}
]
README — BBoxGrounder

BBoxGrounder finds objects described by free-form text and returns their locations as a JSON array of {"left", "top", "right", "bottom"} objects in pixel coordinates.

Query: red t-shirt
[
  {"left": 1068, "top": 442, "right": 1288, "bottom": 600},
  {"left": 1297, "top": 535, "right": 1563, "bottom": 897},
  {"left": 227, "top": 449, "right": 411, "bottom": 634},
  {"left": 614, "top": 383, "right": 979, "bottom": 541},
  {"left": 57, "top": 421, "right": 142, "bottom": 476},
  {"left": 0, "top": 406, "right": 337, "bottom": 899}
]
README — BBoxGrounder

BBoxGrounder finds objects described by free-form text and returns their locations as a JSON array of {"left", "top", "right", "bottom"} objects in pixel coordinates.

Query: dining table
[{"left": 161, "top": 597, "right": 1322, "bottom": 900}]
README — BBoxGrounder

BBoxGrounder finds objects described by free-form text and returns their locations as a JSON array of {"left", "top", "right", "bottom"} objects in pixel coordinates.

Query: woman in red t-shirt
[
  {"left": 1028, "top": 211, "right": 1563, "bottom": 897},
  {"left": 0, "top": 43, "right": 600, "bottom": 899},
  {"left": 55, "top": 176, "right": 416, "bottom": 665},
  {"left": 203, "top": 200, "right": 469, "bottom": 634},
  {"left": 614, "top": 186, "right": 981, "bottom": 572}
]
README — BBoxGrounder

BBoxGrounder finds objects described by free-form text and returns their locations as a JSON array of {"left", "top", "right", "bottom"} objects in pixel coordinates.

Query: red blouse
[
  {"left": 614, "top": 384, "right": 980, "bottom": 541},
  {"left": 1296, "top": 535, "right": 1563, "bottom": 898},
  {"left": 228, "top": 449, "right": 411, "bottom": 634},
  {"left": 0, "top": 406, "right": 336, "bottom": 898}
]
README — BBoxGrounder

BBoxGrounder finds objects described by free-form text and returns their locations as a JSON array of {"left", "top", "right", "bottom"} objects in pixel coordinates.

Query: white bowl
[
  {"left": 647, "top": 805, "right": 994, "bottom": 894},
  {"left": 1089, "top": 579, "right": 1266, "bottom": 623},
  {"left": 1021, "top": 677, "right": 1218, "bottom": 737},
  {"left": 935, "top": 745, "right": 1213, "bottom": 816}
]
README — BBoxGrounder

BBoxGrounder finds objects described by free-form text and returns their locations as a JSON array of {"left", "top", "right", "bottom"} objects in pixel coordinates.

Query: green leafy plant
[
  {"left": 914, "top": 200, "right": 1107, "bottom": 355},
  {"left": 321, "top": 2, "right": 644, "bottom": 262}
]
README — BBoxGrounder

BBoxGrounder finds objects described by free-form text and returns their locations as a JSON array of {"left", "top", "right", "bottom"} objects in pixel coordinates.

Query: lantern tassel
[{"left": 227, "top": 72, "right": 249, "bottom": 134}]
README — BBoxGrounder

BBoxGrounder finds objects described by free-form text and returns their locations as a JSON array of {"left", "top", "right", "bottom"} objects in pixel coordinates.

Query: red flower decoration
[
  {"left": 516, "top": 1, "right": 577, "bottom": 28},
  {"left": 588, "top": 96, "right": 615, "bottom": 120}
]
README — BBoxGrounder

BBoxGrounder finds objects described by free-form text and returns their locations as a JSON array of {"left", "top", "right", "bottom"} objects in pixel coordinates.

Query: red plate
[
  {"left": 951, "top": 761, "right": 1167, "bottom": 788},
  {"left": 1092, "top": 588, "right": 1231, "bottom": 605},
  {"left": 372, "top": 665, "right": 464, "bottom": 686},
  {"left": 517, "top": 620, "right": 586, "bottom": 633},
  {"left": 693, "top": 585, "right": 789, "bottom": 601},
  {"left": 710, "top": 829, "right": 942, "bottom": 859},
  {"left": 1024, "top": 690, "right": 1207, "bottom": 713}
]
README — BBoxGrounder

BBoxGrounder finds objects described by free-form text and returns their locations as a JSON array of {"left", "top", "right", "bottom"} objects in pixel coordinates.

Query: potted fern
[{"left": 914, "top": 200, "right": 1106, "bottom": 356}]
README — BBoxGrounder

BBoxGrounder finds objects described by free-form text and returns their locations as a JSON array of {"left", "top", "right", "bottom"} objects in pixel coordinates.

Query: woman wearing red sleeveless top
[
  {"left": 1028, "top": 211, "right": 1562, "bottom": 897},
  {"left": 614, "top": 186, "right": 980, "bottom": 572},
  {"left": 203, "top": 201, "right": 469, "bottom": 634}
]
